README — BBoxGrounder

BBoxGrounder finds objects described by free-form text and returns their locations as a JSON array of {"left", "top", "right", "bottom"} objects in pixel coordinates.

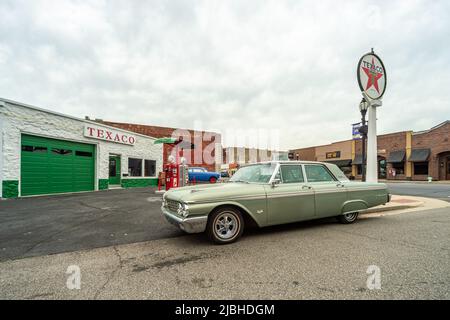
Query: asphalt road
[
  {"left": 1, "top": 206, "right": 449, "bottom": 299},
  {"left": 387, "top": 183, "right": 450, "bottom": 201},
  {"left": 0, "top": 188, "right": 183, "bottom": 262},
  {"left": 2, "top": 183, "right": 449, "bottom": 262}
]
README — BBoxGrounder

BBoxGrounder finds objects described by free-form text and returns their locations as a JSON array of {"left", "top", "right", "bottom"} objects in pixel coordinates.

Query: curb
[{"left": 363, "top": 203, "right": 423, "bottom": 214}]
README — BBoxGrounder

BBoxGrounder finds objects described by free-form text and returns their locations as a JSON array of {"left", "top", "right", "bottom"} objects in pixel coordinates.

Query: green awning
[
  {"left": 408, "top": 149, "right": 430, "bottom": 162},
  {"left": 153, "top": 137, "right": 195, "bottom": 149},
  {"left": 387, "top": 150, "right": 406, "bottom": 163},
  {"left": 154, "top": 137, "right": 178, "bottom": 144},
  {"left": 352, "top": 154, "right": 363, "bottom": 165}
]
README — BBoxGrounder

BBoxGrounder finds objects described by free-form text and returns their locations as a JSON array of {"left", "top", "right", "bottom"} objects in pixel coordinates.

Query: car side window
[
  {"left": 280, "top": 165, "right": 304, "bottom": 183},
  {"left": 304, "top": 165, "right": 336, "bottom": 182}
]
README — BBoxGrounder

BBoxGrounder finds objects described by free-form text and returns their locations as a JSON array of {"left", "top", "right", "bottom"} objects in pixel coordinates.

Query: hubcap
[
  {"left": 344, "top": 212, "right": 357, "bottom": 221},
  {"left": 214, "top": 212, "right": 239, "bottom": 240}
]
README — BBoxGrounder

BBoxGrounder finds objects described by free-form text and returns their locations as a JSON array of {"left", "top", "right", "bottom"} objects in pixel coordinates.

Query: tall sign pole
[{"left": 357, "top": 49, "right": 387, "bottom": 183}]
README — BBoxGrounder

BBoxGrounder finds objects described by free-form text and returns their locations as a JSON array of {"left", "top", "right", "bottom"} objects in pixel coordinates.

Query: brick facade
[
  {"left": 289, "top": 121, "right": 450, "bottom": 181},
  {"left": 289, "top": 146, "right": 316, "bottom": 161},
  {"left": 412, "top": 121, "right": 450, "bottom": 180},
  {"left": 103, "top": 121, "right": 221, "bottom": 172}
]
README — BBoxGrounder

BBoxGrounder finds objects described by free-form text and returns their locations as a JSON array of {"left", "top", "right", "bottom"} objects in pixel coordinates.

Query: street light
[{"left": 359, "top": 98, "right": 369, "bottom": 182}]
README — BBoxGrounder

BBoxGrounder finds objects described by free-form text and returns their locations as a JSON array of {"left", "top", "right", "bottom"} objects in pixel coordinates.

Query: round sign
[{"left": 357, "top": 52, "right": 387, "bottom": 100}]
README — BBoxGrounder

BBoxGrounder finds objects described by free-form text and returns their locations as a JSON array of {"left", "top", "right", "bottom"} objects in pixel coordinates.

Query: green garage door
[{"left": 21, "top": 134, "right": 95, "bottom": 196}]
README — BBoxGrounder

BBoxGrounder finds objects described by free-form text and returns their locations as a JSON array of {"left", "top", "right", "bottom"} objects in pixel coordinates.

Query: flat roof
[{"left": 0, "top": 97, "right": 159, "bottom": 140}]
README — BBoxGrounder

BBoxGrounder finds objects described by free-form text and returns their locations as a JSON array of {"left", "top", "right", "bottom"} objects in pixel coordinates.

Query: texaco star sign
[{"left": 357, "top": 51, "right": 387, "bottom": 100}]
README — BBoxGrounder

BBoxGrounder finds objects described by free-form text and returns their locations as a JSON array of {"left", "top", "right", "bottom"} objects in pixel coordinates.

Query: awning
[
  {"left": 408, "top": 148, "right": 430, "bottom": 162},
  {"left": 387, "top": 150, "right": 406, "bottom": 163},
  {"left": 325, "top": 159, "right": 352, "bottom": 167},
  {"left": 154, "top": 137, "right": 195, "bottom": 149},
  {"left": 154, "top": 137, "right": 178, "bottom": 144},
  {"left": 352, "top": 154, "right": 363, "bottom": 165}
]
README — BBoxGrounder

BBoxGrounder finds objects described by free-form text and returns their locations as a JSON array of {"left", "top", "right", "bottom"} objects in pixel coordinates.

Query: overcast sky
[{"left": 1, "top": 0, "right": 449, "bottom": 150}]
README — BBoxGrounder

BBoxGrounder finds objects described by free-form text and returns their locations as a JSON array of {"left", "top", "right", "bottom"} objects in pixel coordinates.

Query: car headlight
[{"left": 177, "top": 203, "right": 189, "bottom": 217}]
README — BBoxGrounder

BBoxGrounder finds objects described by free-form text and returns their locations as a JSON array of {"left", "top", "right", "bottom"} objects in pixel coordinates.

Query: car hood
[{"left": 164, "top": 182, "right": 266, "bottom": 203}]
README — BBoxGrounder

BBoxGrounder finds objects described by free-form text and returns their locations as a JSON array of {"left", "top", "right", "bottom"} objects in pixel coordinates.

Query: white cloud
[{"left": 0, "top": 0, "right": 449, "bottom": 150}]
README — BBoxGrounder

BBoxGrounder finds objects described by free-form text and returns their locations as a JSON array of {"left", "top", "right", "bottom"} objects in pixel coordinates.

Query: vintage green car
[{"left": 161, "top": 161, "right": 390, "bottom": 244}]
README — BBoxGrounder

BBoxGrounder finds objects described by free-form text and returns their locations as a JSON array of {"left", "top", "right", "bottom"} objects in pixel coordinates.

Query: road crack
[{"left": 93, "top": 246, "right": 124, "bottom": 299}]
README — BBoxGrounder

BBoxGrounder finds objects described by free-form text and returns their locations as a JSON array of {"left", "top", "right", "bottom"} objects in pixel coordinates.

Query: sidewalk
[
  {"left": 362, "top": 195, "right": 450, "bottom": 217},
  {"left": 379, "top": 179, "right": 450, "bottom": 185}
]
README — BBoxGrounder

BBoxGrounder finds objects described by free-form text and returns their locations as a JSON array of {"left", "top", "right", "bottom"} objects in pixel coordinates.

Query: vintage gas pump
[
  {"left": 154, "top": 136, "right": 194, "bottom": 192},
  {"left": 164, "top": 156, "right": 178, "bottom": 191}
]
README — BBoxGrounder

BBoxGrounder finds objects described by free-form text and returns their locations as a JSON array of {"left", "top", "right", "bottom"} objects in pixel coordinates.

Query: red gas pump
[
  {"left": 164, "top": 157, "right": 179, "bottom": 191},
  {"left": 155, "top": 137, "right": 193, "bottom": 191}
]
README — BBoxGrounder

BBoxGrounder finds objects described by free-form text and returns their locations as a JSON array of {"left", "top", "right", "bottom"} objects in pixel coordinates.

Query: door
[
  {"left": 265, "top": 164, "right": 315, "bottom": 225},
  {"left": 21, "top": 134, "right": 95, "bottom": 196},
  {"left": 378, "top": 158, "right": 387, "bottom": 179},
  {"left": 109, "top": 156, "right": 121, "bottom": 185},
  {"left": 447, "top": 157, "right": 450, "bottom": 180},
  {"left": 304, "top": 164, "right": 347, "bottom": 218}
]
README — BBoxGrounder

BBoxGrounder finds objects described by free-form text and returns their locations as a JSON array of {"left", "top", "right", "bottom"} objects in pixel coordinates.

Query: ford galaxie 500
[{"left": 161, "top": 161, "right": 390, "bottom": 244}]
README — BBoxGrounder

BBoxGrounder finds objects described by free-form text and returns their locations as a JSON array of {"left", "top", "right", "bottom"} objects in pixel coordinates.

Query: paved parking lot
[
  {"left": 0, "top": 206, "right": 449, "bottom": 299},
  {"left": 0, "top": 188, "right": 183, "bottom": 261}
]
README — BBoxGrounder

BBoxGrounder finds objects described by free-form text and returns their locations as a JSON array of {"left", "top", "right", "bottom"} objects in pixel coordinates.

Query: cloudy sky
[{"left": 0, "top": 0, "right": 449, "bottom": 150}]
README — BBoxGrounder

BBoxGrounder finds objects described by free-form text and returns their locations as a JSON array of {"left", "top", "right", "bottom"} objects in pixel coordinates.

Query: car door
[
  {"left": 264, "top": 164, "right": 315, "bottom": 225},
  {"left": 303, "top": 164, "right": 347, "bottom": 218},
  {"left": 197, "top": 168, "right": 208, "bottom": 181}
]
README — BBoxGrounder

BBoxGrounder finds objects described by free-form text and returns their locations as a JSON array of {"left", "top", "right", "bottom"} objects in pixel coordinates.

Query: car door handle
[
  {"left": 302, "top": 185, "right": 312, "bottom": 190},
  {"left": 336, "top": 183, "right": 345, "bottom": 188}
]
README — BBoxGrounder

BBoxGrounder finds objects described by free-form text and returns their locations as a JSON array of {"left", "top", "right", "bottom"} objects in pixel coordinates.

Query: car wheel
[
  {"left": 337, "top": 212, "right": 359, "bottom": 224},
  {"left": 207, "top": 207, "right": 244, "bottom": 244},
  {"left": 209, "top": 176, "right": 217, "bottom": 183}
]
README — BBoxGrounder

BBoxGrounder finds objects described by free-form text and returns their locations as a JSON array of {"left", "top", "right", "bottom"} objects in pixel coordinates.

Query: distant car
[{"left": 188, "top": 167, "right": 221, "bottom": 183}]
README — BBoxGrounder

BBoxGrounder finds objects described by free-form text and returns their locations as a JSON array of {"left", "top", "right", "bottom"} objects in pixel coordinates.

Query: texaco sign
[{"left": 357, "top": 51, "right": 387, "bottom": 100}]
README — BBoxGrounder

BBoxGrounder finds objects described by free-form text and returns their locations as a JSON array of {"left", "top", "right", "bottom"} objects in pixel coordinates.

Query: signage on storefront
[
  {"left": 84, "top": 124, "right": 136, "bottom": 145},
  {"left": 326, "top": 151, "right": 341, "bottom": 159},
  {"left": 357, "top": 51, "right": 387, "bottom": 100}
]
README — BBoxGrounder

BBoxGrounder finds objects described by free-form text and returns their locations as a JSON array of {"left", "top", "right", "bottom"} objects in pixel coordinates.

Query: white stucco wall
[{"left": 0, "top": 99, "right": 163, "bottom": 190}]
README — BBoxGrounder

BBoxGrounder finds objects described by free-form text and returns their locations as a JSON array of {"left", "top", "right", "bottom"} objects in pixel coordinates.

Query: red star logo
[{"left": 362, "top": 57, "right": 383, "bottom": 93}]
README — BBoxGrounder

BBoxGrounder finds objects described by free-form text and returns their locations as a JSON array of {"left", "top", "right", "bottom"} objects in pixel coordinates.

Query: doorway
[
  {"left": 109, "top": 155, "right": 121, "bottom": 185},
  {"left": 378, "top": 157, "right": 387, "bottom": 179},
  {"left": 447, "top": 157, "right": 450, "bottom": 180}
]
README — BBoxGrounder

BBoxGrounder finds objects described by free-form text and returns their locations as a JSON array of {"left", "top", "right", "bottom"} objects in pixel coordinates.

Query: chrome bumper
[{"left": 161, "top": 206, "right": 208, "bottom": 234}]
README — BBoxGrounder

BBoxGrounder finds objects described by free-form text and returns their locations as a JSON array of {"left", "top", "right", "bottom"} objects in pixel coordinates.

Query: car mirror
[{"left": 271, "top": 178, "right": 281, "bottom": 187}]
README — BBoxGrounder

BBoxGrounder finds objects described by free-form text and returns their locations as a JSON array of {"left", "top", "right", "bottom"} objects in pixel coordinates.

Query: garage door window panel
[
  {"left": 21, "top": 146, "right": 48, "bottom": 153},
  {"left": 76, "top": 151, "right": 93, "bottom": 157},
  {"left": 52, "top": 148, "right": 73, "bottom": 156}
]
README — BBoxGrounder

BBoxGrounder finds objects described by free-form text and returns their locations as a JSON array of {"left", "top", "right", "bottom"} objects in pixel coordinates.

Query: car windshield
[{"left": 229, "top": 163, "right": 276, "bottom": 183}]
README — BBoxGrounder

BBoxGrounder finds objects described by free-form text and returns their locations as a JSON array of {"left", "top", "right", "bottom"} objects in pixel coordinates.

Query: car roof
[{"left": 241, "top": 160, "right": 333, "bottom": 166}]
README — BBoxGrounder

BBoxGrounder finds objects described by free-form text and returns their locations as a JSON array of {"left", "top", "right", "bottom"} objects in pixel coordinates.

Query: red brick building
[
  {"left": 290, "top": 120, "right": 450, "bottom": 181},
  {"left": 103, "top": 121, "right": 222, "bottom": 172}
]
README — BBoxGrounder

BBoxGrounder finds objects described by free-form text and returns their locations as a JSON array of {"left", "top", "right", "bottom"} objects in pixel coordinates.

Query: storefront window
[
  {"left": 144, "top": 160, "right": 156, "bottom": 177},
  {"left": 392, "top": 162, "right": 405, "bottom": 175},
  {"left": 414, "top": 162, "right": 429, "bottom": 175},
  {"left": 128, "top": 158, "right": 142, "bottom": 177}
]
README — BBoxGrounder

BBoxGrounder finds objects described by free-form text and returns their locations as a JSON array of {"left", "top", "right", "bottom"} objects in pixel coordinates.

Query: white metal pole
[{"left": 366, "top": 104, "right": 378, "bottom": 182}]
